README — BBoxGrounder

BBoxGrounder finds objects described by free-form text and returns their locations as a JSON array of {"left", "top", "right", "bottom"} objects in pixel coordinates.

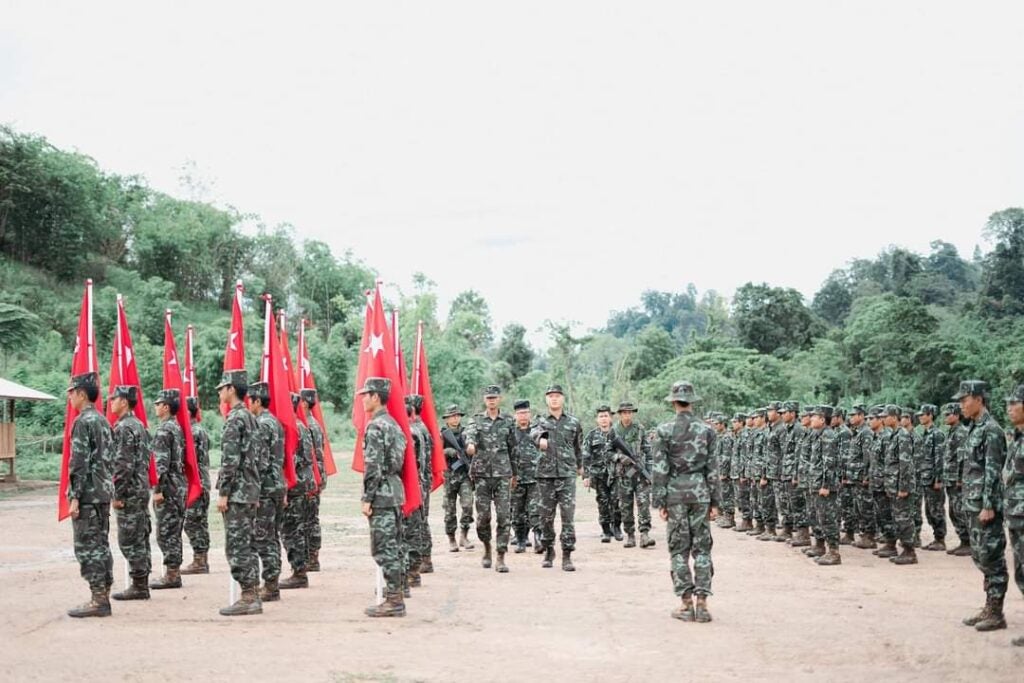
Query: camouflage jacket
[
  {"left": 582, "top": 428, "right": 616, "bottom": 479},
  {"left": 255, "top": 411, "right": 286, "bottom": 498},
  {"left": 361, "top": 407, "right": 406, "bottom": 508},
  {"left": 216, "top": 402, "right": 260, "bottom": 504},
  {"left": 292, "top": 422, "right": 316, "bottom": 495},
  {"left": 765, "top": 420, "right": 786, "bottom": 479},
  {"left": 191, "top": 419, "right": 211, "bottom": 493},
  {"left": 847, "top": 424, "right": 872, "bottom": 484},
  {"left": 943, "top": 423, "right": 968, "bottom": 485},
  {"left": 795, "top": 428, "right": 813, "bottom": 488},
  {"left": 613, "top": 421, "right": 652, "bottom": 480},
  {"left": 68, "top": 405, "right": 114, "bottom": 504},
  {"left": 651, "top": 411, "right": 718, "bottom": 508},
  {"left": 883, "top": 427, "right": 914, "bottom": 496},
  {"left": 309, "top": 419, "right": 327, "bottom": 483},
  {"left": 750, "top": 427, "right": 768, "bottom": 479},
  {"left": 715, "top": 430, "right": 735, "bottom": 478},
  {"left": 806, "top": 427, "right": 840, "bottom": 491},
  {"left": 737, "top": 428, "right": 753, "bottom": 478},
  {"left": 514, "top": 424, "right": 541, "bottom": 483},
  {"left": 869, "top": 428, "right": 891, "bottom": 491},
  {"left": 531, "top": 412, "right": 583, "bottom": 479},
  {"left": 916, "top": 425, "right": 945, "bottom": 487},
  {"left": 112, "top": 413, "right": 149, "bottom": 503},
  {"left": 152, "top": 417, "right": 186, "bottom": 501},
  {"left": 1004, "top": 429, "right": 1024, "bottom": 519},
  {"left": 833, "top": 424, "right": 852, "bottom": 482},
  {"left": 728, "top": 428, "right": 744, "bottom": 478},
  {"left": 961, "top": 409, "right": 1006, "bottom": 513},
  {"left": 781, "top": 421, "right": 806, "bottom": 480},
  {"left": 410, "top": 418, "right": 433, "bottom": 492},
  {"left": 466, "top": 411, "right": 517, "bottom": 478}
]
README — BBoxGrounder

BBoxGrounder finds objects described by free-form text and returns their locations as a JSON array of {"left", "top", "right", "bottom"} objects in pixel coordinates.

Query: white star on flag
[
  {"left": 125, "top": 346, "right": 133, "bottom": 366},
  {"left": 229, "top": 332, "right": 238, "bottom": 351},
  {"left": 74, "top": 335, "right": 81, "bottom": 354},
  {"left": 168, "top": 352, "right": 177, "bottom": 366},
  {"left": 365, "top": 333, "right": 384, "bottom": 358},
  {"left": 301, "top": 357, "right": 311, "bottom": 377}
]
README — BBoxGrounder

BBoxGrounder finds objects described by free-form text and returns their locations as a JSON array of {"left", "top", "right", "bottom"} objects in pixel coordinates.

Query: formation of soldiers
[{"left": 64, "top": 369, "right": 328, "bottom": 618}]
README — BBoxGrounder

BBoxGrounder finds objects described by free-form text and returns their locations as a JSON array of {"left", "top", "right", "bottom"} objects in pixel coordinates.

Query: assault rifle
[
  {"left": 610, "top": 433, "right": 652, "bottom": 483},
  {"left": 441, "top": 428, "right": 471, "bottom": 472}
]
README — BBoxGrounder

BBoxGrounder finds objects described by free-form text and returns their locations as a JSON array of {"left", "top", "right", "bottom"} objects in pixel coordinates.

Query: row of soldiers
[{"left": 64, "top": 369, "right": 328, "bottom": 618}]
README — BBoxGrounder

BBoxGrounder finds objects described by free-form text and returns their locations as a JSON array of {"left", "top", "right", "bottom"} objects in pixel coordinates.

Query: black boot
[
  {"left": 112, "top": 575, "right": 150, "bottom": 601},
  {"left": 542, "top": 546, "right": 555, "bottom": 569},
  {"left": 562, "top": 550, "right": 575, "bottom": 572},
  {"left": 68, "top": 588, "right": 111, "bottom": 618},
  {"left": 600, "top": 523, "right": 612, "bottom": 543}
]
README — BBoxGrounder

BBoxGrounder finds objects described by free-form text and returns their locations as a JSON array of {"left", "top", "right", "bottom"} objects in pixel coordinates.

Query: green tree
[
  {"left": 496, "top": 323, "right": 534, "bottom": 382},
  {"left": 979, "top": 208, "right": 1024, "bottom": 316},
  {"left": 732, "top": 283, "right": 824, "bottom": 357},
  {"left": 0, "top": 302, "right": 41, "bottom": 368},
  {"left": 446, "top": 290, "right": 493, "bottom": 351},
  {"left": 627, "top": 324, "right": 675, "bottom": 382},
  {"left": 812, "top": 270, "right": 854, "bottom": 326}
]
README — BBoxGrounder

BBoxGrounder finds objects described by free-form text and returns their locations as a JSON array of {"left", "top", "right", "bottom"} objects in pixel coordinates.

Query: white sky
[{"left": 3, "top": 2, "right": 1022, "bottom": 346}]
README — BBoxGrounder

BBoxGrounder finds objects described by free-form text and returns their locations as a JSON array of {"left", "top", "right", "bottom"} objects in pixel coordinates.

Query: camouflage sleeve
[
  {"left": 464, "top": 416, "right": 479, "bottom": 450},
  {"left": 507, "top": 426, "right": 518, "bottom": 477},
  {"left": 151, "top": 426, "right": 173, "bottom": 496},
  {"left": 706, "top": 429, "right": 720, "bottom": 508},
  {"left": 650, "top": 426, "right": 669, "bottom": 509},
  {"left": 112, "top": 425, "right": 136, "bottom": 501},
  {"left": 216, "top": 416, "right": 242, "bottom": 498},
  {"left": 640, "top": 428, "right": 652, "bottom": 470},
  {"left": 573, "top": 421, "right": 583, "bottom": 471},
  {"left": 824, "top": 432, "right": 840, "bottom": 491},
  {"left": 931, "top": 430, "right": 945, "bottom": 485},
  {"left": 362, "top": 421, "right": 384, "bottom": 503},
  {"left": 898, "top": 435, "right": 914, "bottom": 493},
  {"left": 983, "top": 424, "right": 1007, "bottom": 511},
  {"left": 581, "top": 431, "right": 595, "bottom": 478},
  {"left": 301, "top": 428, "right": 315, "bottom": 488},
  {"left": 837, "top": 431, "right": 851, "bottom": 481},
  {"left": 68, "top": 417, "right": 92, "bottom": 501}
]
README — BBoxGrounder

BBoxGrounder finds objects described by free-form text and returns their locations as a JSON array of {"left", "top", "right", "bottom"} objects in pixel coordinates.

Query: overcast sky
[{"left": 3, "top": 2, "right": 1022, "bottom": 346}]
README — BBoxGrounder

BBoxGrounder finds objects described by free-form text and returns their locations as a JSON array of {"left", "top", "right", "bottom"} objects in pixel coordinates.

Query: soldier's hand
[
  {"left": 740, "top": 477, "right": 748, "bottom": 484},
  {"left": 819, "top": 488, "right": 830, "bottom": 497},
  {"left": 842, "top": 479, "right": 850, "bottom": 485},
  {"left": 510, "top": 476, "right": 518, "bottom": 489},
  {"left": 362, "top": 501, "right": 372, "bottom": 517},
  {"left": 466, "top": 444, "right": 477, "bottom": 456},
  {"left": 933, "top": 482, "right": 943, "bottom": 491},
  {"left": 861, "top": 479, "right": 869, "bottom": 487},
  {"left": 282, "top": 494, "right": 289, "bottom": 508},
  {"left": 217, "top": 495, "right": 229, "bottom": 513},
  {"left": 68, "top": 498, "right": 80, "bottom": 520},
  {"left": 153, "top": 492, "right": 165, "bottom": 505},
  {"left": 659, "top": 507, "right": 669, "bottom": 521},
  {"left": 112, "top": 499, "right": 124, "bottom": 510},
  {"left": 539, "top": 438, "right": 549, "bottom": 451},
  {"left": 979, "top": 508, "right": 995, "bottom": 525},
  {"left": 583, "top": 478, "right": 590, "bottom": 489},
  {"left": 897, "top": 490, "right": 909, "bottom": 499},
  {"left": 709, "top": 506, "right": 719, "bottom": 522},
  {"left": 760, "top": 477, "right": 768, "bottom": 487}
]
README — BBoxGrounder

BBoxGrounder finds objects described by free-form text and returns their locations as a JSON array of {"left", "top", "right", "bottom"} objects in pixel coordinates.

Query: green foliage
[
  {"left": 732, "top": 282, "right": 824, "bottom": 357},
  {"left": 0, "top": 302, "right": 41, "bottom": 363},
  {"left": 626, "top": 325, "right": 676, "bottom": 382},
  {"left": 979, "top": 208, "right": 1024, "bottom": 316},
  {"left": 446, "top": 290, "right": 493, "bottom": 351},
  {"left": 495, "top": 323, "right": 534, "bottom": 382}
]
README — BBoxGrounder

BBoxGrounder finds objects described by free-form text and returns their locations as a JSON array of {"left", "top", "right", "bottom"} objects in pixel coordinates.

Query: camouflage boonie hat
[
  {"left": 154, "top": 388, "right": 180, "bottom": 405},
  {"left": 67, "top": 371, "right": 99, "bottom": 393},
  {"left": 664, "top": 380, "right": 700, "bottom": 403},
  {"left": 952, "top": 379, "right": 988, "bottom": 400},
  {"left": 483, "top": 384, "right": 502, "bottom": 398},
  {"left": 108, "top": 385, "right": 138, "bottom": 402},
  {"left": 883, "top": 405, "right": 901, "bottom": 417},
  {"left": 1004, "top": 385, "right": 1024, "bottom": 403},
  {"left": 300, "top": 388, "right": 318, "bottom": 405},
  {"left": 616, "top": 401, "right": 638, "bottom": 413},
  {"left": 442, "top": 404, "right": 465, "bottom": 418},
  {"left": 545, "top": 384, "right": 565, "bottom": 396},
  {"left": 782, "top": 401, "right": 800, "bottom": 413},
  {"left": 216, "top": 369, "right": 248, "bottom": 390},
  {"left": 357, "top": 377, "right": 391, "bottom": 395},
  {"left": 916, "top": 403, "right": 938, "bottom": 416},
  {"left": 249, "top": 381, "right": 270, "bottom": 402},
  {"left": 405, "top": 394, "right": 424, "bottom": 411},
  {"left": 513, "top": 399, "right": 530, "bottom": 411},
  {"left": 595, "top": 404, "right": 612, "bottom": 415}
]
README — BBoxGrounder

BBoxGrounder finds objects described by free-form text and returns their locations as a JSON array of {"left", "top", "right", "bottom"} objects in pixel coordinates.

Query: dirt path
[{"left": 1, "top": 460, "right": 1022, "bottom": 682}]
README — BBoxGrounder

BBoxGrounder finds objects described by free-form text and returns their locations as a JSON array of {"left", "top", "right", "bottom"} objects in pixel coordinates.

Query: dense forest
[{"left": 3, "top": 125, "right": 1024, "bottom": 477}]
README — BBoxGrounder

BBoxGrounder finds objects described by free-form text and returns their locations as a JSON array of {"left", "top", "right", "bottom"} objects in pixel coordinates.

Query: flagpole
[
  {"left": 115, "top": 294, "right": 124, "bottom": 379},
  {"left": 262, "top": 295, "right": 272, "bottom": 380},
  {"left": 392, "top": 310, "right": 400, "bottom": 376},
  {"left": 86, "top": 279, "right": 94, "bottom": 373},
  {"left": 298, "top": 319, "right": 307, "bottom": 390},
  {"left": 413, "top": 320, "right": 423, "bottom": 394}
]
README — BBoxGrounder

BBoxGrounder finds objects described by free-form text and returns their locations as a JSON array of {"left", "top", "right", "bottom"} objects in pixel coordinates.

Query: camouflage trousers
[
  {"left": 1008, "top": 516, "right": 1024, "bottom": 597},
  {"left": 223, "top": 502, "right": 258, "bottom": 587},
  {"left": 306, "top": 492, "right": 322, "bottom": 554},
  {"left": 771, "top": 478, "right": 791, "bottom": 529},
  {"left": 852, "top": 483, "right": 875, "bottom": 535},
  {"left": 592, "top": 474, "right": 621, "bottom": 529},
  {"left": 750, "top": 480, "right": 762, "bottom": 523},
  {"left": 154, "top": 492, "right": 185, "bottom": 568},
  {"left": 665, "top": 502, "right": 713, "bottom": 597},
  {"left": 801, "top": 489, "right": 823, "bottom": 538},
  {"left": 369, "top": 506, "right": 404, "bottom": 595},
  {"left": 734, "top": 478, "right": 752, "bottom": 521},
  {"left": 789, "top": 481, "right": 809, "bottom": 528},
  {"left": 839, "top": 484, "right": 857, "bottom": 534},
  {"left": 74, "top": 502, "right": 113, "bottom": 592},
  {"left": 872, "top": 489, "right": 895, "bottom": 542},
  {"left": 946, "top": 485, "right": 969, "bottom": 544},
  {"left": 967, "top": 507, "right": 1008, "bottom": 600},
  {"left": 921, "top": 485, "right": 947, "bottom": 541},
  {"left": 813, "top": 492, "right": 841, "bottom": 545},
  {"left": 420, "top": 481, "right": 433, "bottom": 559},
  {"left": 511, "top": 480, "right": 540, "bottom": 540},
  {"left": 890, "top": 493, "right": 916, "bottom": 547},
  {"left": 403, "top": 507, "right": 427, "bottom": 571},
  {"left": 717, "top": 477, "right": 735, "bottom": 518},
  {"left": 910, "top": 487, "right": 923, "bottom": 537},
  {"left": 758, "top": 480, "right": 777, "bottom": 528},
  {"left": 537, "top": 477, "right": 577, "bottom": 551},
  {"left": 619, "top": 474, "right": 652, "bottom": 534},
  {"left": 184, "top": 491, "right": 210, "bottom": 554},
  {"left": 116, "top": 498, "right": 152, "bottom": 579},
  {"left": 443, "top": 469, "right": 474, "bottom": 535},
  {"left": 281, "top": 493, "right": 308, "bottom": 572},
  {"left": 475, "top": 477, "right": 511, "bottom": 552},
  {"left": 254, "top": 494, "right": 284, "bottom": 581}
]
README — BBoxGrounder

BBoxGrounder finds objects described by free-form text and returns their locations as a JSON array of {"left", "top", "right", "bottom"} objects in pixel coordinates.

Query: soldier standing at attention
[
  {"left": 712, "top": 414, "right": 735, "bottom": 530},
  {"left": 733, "top": 413, "right": 754, "bottom": 533},
  {"left": 215, "top": 369, "right": 263, "bottom": 616},
  {"left": 358, "top": 377, "right": 407, "bottom": 618},
  {"left": 181, "top": 397, "right": 211, "bottom": 575},
  {"left": 830, "top": 408, "right": 855, "bottom": 546},
  {"left": 583, "top": 405, "right": 620, "bottom": 543},
  {"left": 727, "top": 413, "right": 747, "bottom": 531},
  {"left": 248, "top": 382, "right": 286, "bottom": 602},
  {"left": 109, "top": 386, "right": 152, "bottom": 601},
  {"left": 511, "top": 399, "right": 542, "bottom": 553},
  {"left": 402, "top": 394, "right": 430, "bottom": 588},
  {"left": 750, "top": 408, "right": 773, "bottom": 538},
  {"left": 280, "top": 393, "right": 315, "bottom": 591},
  {"left": 66, "top": 372, "right": 115, "bottom": 618},
  {"left": 407, "top": 394, "right": 435, "bottom": 574},
  {"left": 150, "top": 389, "right": 186, "bottom": 590},
  {"left": 884, "top": 406, "right": 918, "bottom": 565},
  {"left": 916, "top": 404, "right": 948, "bottom": 551},
  {"left": 763, "top": 401, "right": 787, "bottom": 542},
  {"left": 441, "top": 405, "right": 474, "bottom": 551},
  {"left": 1003, "top": 385, "right": 1024, "bottom": 647},
  {"left": 531, "top": 384, "right": 584, "bottom": 571},
  {"left": 870, "top": 406, "right": 898, "bottom": 559},
  {"left": 943, "top": 403, "right": 972, "bottom": 556},
  {"left": 848, "top": 405, "right": 877, "bottom": 550},
  {"left": 651, "top": 381, "right": 718, "bottom": 623},
  {"left": 956, "top": 380, "right": 1009, "bottom": 633},
  {"left": 302, "top": 389, "right": 327, "bottom": 572},
  {"left": 465, "top": 385, "right": 518, "bottom": 573},
  {"left": 807, "top": 405, "right": 841, "bottom": 565},
  {"left": 781, "top": 403, "right": 807, "bottom": 547}
]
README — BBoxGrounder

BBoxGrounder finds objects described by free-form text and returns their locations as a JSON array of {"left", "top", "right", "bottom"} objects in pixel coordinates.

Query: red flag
[
  {"left": 261, "top": 296, "right": 298, "bottom": 489},
  {"left": 163, "top": 311, "right": 202, "bottom": 507},
  {"left": 58, "top": 280, "right": 102, "bottom": 520},
  {"left": 221, "top": 280, "right": 246, "bottom": 417},
  {"left": 279, "top": 311, "right": 318, "bottom": 486},
  {"left": 106, "top": 294, "right": 158, "bottom": 487},
  {"left": 299, "top": 318, "right": 337, "bottom": 476},
  {"left": 392, "top": 309, "right": 409, "bottom": 394},
  {"left": 183, "top": 324, "right": 201, "bottom": 422},
  {"left": 351, "top": 284, "right": 421, "bottom": 516},
  {"left": 351, "top": 293, "right": 372, "bottom": 467},
  {"left": 413, "top": 321, "right": 447, "bottom": 492}
]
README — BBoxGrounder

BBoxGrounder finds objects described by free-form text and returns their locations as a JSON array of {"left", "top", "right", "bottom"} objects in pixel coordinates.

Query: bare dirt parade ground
[{"left": 2, "top": 457, "right": 1023, "bottom": 682}]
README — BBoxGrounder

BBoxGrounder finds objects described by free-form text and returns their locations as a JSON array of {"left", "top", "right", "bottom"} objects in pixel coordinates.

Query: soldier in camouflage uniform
[
  {"left": 302, "top": 389, "right": 327, "bottom": 572},
  {"left": 651, "top": 381, "right": 718, "bottom": 623},
  {"left": 916, "top": 404, "right": 948, "bottom": 551},
  {"left": 782, "top": 403, "right": 809, "bottom": 547},
  {"left": 747, "top": 408, "right": 769, "bottom": 536},
  {"left": 613, "top": 401, "right": 655, "bottom": 546},
  {"left": 403, "top": 394, "right": 431, "bottom": 587},
  {"left": 733, "top": 413, "right": 754, "bottom": 532},
  {"left": 109, "top": 386, "right": 152, "bottom": 601},
  {"left": 181, "top": 397, "right": 211, "bottom": 575},
  {"left": 583, "top": 405, "right": 621, "bottom": 543},
  {"left": 249, "top": 382, "right": 286, "bottom": 601},
  {"left": 955, "top": 380, "right": 1009, "bottom": 632},
  {"left": 761, "top": 402, "right": 787, "bottom": 542},
  {"left": 216, "top": 370, "right": 263, "bottom": 616},
  {"left": 901, "top": 408, "right": 924, "bottom": 548},
  {"left": 1003, "top": 385, "right": 1024, "bottom": 646},
  {"left": 883, "top": 406, "right": 918, "bottom": 565},
  {"left": 531, "top": 384, "right": 583, "bottom": 571},
  {"left": 66, "top": 372, "right": 115, "bottom": 618},
  {"left": 511, "top": 399, "right": 542, "bottom": 553},
  {"left": 359, "top": 377, "right": 407, "bottom": 617},
  {"left": 410, "top": 395, "right": 435, "bottom": 573},
  {"left": 848, "top": 405, "right": 878, "bottom": 549},
  {"left": 797, "top": 406, "right": 825, "bottom": 553},
  {"left": 869, "top": 406, "right": 898, "bottom": 558},
  {"left": 728, "top": 413, "right": 747, "bottom": 531},
  {"left": 806, "top": 405, "right": 841, "bottom": 565},
  {"left": 713, "top": 414, "right": 735, "bottom": 529},
  {"left": 830, "top": 408, "right": 855, "bottom": 545},
  {"left": 441, "top": 405, "right": 474, "bottom": 551},
  {"left": 943, "top": 403, "right": 972, "bottom": 556},
  {"left": 280, "top": 393, "right": 315, "bottom": 590},
  {"left": 150, "top": 389, "right": 187, "bottom": 590}
]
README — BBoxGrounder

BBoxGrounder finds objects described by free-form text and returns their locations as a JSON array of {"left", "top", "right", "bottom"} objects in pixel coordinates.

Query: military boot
[
  {"left": 853, "top": 532, "right": 877, "bottom": 550},
  {"left": 220, "top": 585, "right": 263, "bottom": 616},
  {"left": 774, "top": 526, "right": 792, "bottom": 543},
  {"left": 975, "top": 597, "right": 1007, "bottom": 632},
  {"left": 874, "top": 540, "right": 898, "bottom": 558},
  {"left": 365, "top": 591, "right": 406, "bottom": 618},
  {"left": 448, "top": 533, "right": 459, "bottom": 552},
  {"left": 624, "top": 533, "right": 637, "bottom": 548},
  {"left": 719, "top": 514, "right": 736, "bottom": 529},
  {"left": 1011, "top": 635, "right": 1024, "bottom": 647},
  {"left": 600, "top": 523, "right": 612, "bottom": 543},
  {"left": 259, "top": 577, "right": 280, "bottom": 602},
  {"left": 68, "top": 589, "right": 111, "bottom": 618},
  {"left": 113, "top": 575, "right": 150, "bottom": 601},
  {"left": 734, "top": 518, "right": 752, "bottom": 532},
  {"left": 757, "top": 525, "right": 776, "bottom": 541},
  {"left": 694, "top": 595, "right": 712, "bottom": 623},
  {"left": 815, "top": 544, "right": 842, "bottom": 566},
  {"left": 562, "top": 550, "right": 575, "bottom": 572},
  {"left": 612, "top": 525, "right": 624, "bottom": 542},
  {"left": 420, "top": 556, "right": 434, "bottom": 573},
  {"left": 495, "top": 551, "right": 509, "bottom": 573},
  {"left": 515, "top": 534, "right": 527, "bottom": 554},
  {"left": 307, "top": 550, "right": 321, "bottom": 572},
  {"left": 924, "top": 538, "right": 946, "bottom": 552},
  {"left": 839, "top": 531, "right": 855, "bottom": 546},
  {"left": 747, "top": 521, "right": 764, "bottom": 536},
  {"left": 640, "top": 531, "right": 656, "bottom": 548},
  {"left": 533, "top": 530, "right": 545, "bottom": 554},
  {"left": 672, "top": 594, "right": 695, "bottom": 622},
  {"left": 890, "top": 545, "right": 918, "bottom": 565},
  {"left": 180, "top": 552, "right": 209, "bottom": 575},
  {"left": 789, "top": 528, "right": 811, "bottom": 548},
  {"left": 542, "top": 546, "right": 555, "bottom": 569},
  {"left": 149, "top": 567, "right": 182, "bottom": 590},
  {"left": 803, "top": 539, "right": 826, "bottom": 558},
  {"left": 948, "top": 540, "right": 972, "bottom": 556},
  {"left": 481, "top": 541, "right": 493, "bottom": 569},
  {"left": 407, "top": 568, "right": 422, "bottom": 588},
  {"left": 963, "top": 601, "right": 992, "bottom": 626},
  {"left": 912, "top": 531, "right": 921, "bottom": 548},
  {"left": 403, "top": 584, "right": 411, "bottom": 599},
  {"left": 279, "top": 568, "right": 309, "bottom": 589},
  {"left": 459, "top": 528, "right": 474, "bottom": 550}
]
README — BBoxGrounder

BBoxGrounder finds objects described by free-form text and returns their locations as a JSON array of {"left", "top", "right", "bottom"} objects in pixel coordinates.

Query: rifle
[
  {"left": 610, "top": 433, "right": 652, "bottom": 483},
  {"left": 441, "top": 428, "right": 471, "bottom": 472}
]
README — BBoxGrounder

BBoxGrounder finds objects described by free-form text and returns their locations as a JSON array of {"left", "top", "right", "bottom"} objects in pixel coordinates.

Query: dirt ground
[{"left": 2, "top": 460, "right": 1023, "bottom": 682}]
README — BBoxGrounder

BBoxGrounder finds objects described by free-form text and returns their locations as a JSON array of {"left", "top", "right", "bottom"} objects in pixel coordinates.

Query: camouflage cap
[
  {"left": 850, "top": 403, "right": 867, "bottom": 415},
  {"left": 916, "top": 403, "right": 939, "bottom": 416},
  {"left": 513, "top": 399, "right": 530, "bottom": 411},
  {"left": 713, "top": 413, "right": 729, "bottom": 425},
  {"left": 766, "top": 400, "right": 783, "bottom": 412},
  {"left": 616, "top": 401, "right": 638, "bottom": 413},
  {"left": 800, "top": 406, "right": 814, "bottom": 417},
  {"left": 952, "top": 379, "right": 988, "bottom": 400},
  {"left": 300, "top": 388, "right": 318, "bottom": 405},
  {"left": 545, "top": 384, "right": 565, "bottom": 396},
  {"left": 664, "top": 380, "right": 701, "bottom": 403},
  {"left": 154, "top": 388, "right": 180, "bottom": 405},
  {"left": 442, "top": 404, "right": 465, "bottom": 418},
  {"left": 483, "top": 384, "right": 502, "bottom": 398},
  {"left": 902, "top": 407, "right": 916, "bottom": 420},
  {"left": 356, "top": 376, "right": 391, "bottom": 395},
  {"left": 883, "top": 404, "right": 901, "bottom": 417},
  {"left": 290, "top": 392, "right": 302, "bottom": 409},
  {"left": 869, "top": 404, "right": 886, "bottom": 417},
  {"left": 67, "top": 371, "right": 99, "bottom": 393},
  {"left": 1004, "top": 385, "right": 1024, "bottom": 403},
  {"left": 733, "top": 412, "right": 748, "bottom": 422},
  {"left": 782, "top": 400, "right": 800, "bottom": 413},
  {"left": 405, "top": 394, "right": 424, "bottom": 411},
  {"left": 185, "top": 396, "right": 200, "bottom": 412},
  {"left": 832, "top": 406, "right": 847, "bottom": 420},
  {"left": 216, "top": 369, "right": 248, "bottom": 390},
  {"left": 942, "top": 402, "right": 961, "bottom": 416},
  {"left": 249, "top": 381, "right": 270, "bottom": 402},
  {"left": 108, "top": 385, "right": 137, "bottom": 402},
  {"left": 811, "top": 404, "right": 834, "bottom": 422},
  {"left": 595, "top": 404, "right": 612, "bottom": 415},
  {"left": 752, "top": 407, "right": 767, "bottom": 418}
]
